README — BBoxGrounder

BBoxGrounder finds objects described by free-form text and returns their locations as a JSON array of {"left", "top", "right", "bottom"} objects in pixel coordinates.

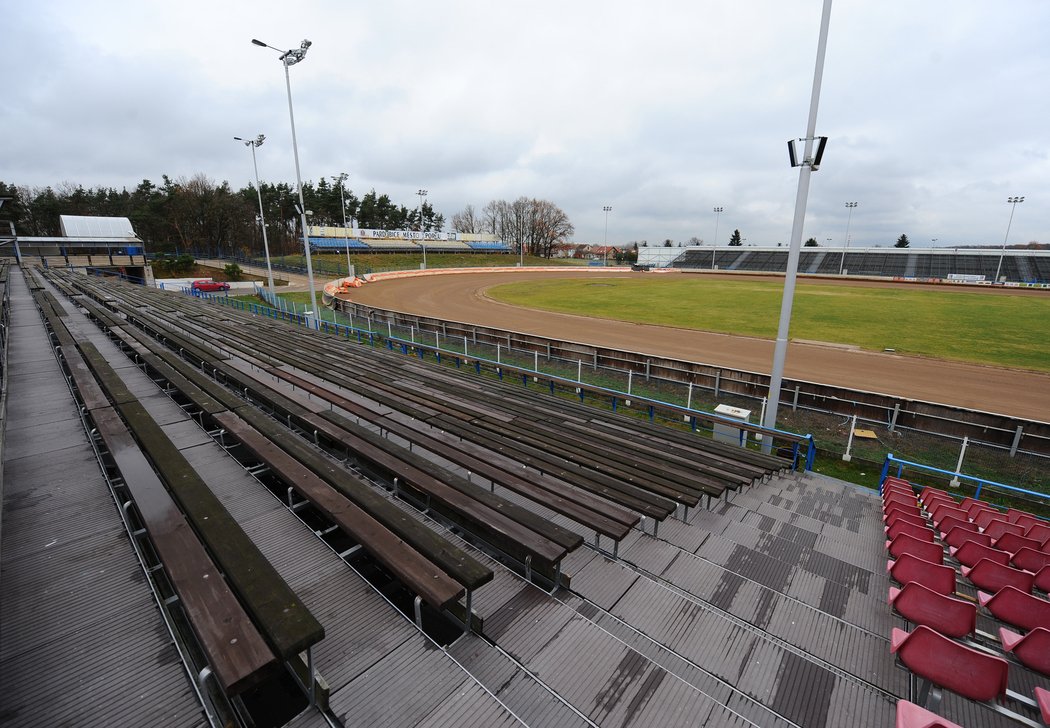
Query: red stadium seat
[
  {"left": 894, "top": 700, "right": 964, "bottom": 728},
  {"left": 889, "top": 582, "right": 976, "bottom": 638},
  {"left": 961, "top": 558, "right": 1034, "bottom": 594},
  {"left": 998, "top": 627, "right": 1050, "bottom": 677},
  {"left": 885, "top": 511, "right": 930, "bottom": 532},
  {"left": 1025, "top": 522, "right": 1050, "bottom": 546},
  {"left": 1011, "top": 546, "right": 1050, "bottom": 574},
  {"left": 978, "top": 586, "right": 1050, "bottom": 631},
  {"left": 890, "top": 626, "right": 1009, "bottom": 702},
  {"left": 949, "top": 540, "right": 1010, "bottom": 568},
  {"left": 887, "top": 519, "right": 935, "bottom": 544},
  {"left": 942, "top": 526, "right": 990, "bottom": 550},
  {"left": 884, "top": 501, "right": 922, "bottom": 523},
  {"left": 885, "top": 497, "right": 921, "bottom": 517},
  {"left": 994, "top": 532, "right": 1043, "bottom": 557},
  {"left": 930, "top": 504, "right": 969, "bottom": 528},
  {"left": 887, "top": 532, "right": 944, "bottom": 565},
  {"left": 919, "top": 486, "right": 949, "bottom": 503},
  {"left": 1036, "top": 686, "right": 1050, "bottom": 726},
  {"left": 888, "top": 553, "right": 957, "bottom": 596},
  {"left": 1036, "top": 565, "right": 1050, "bottom": 594},
  {"left": 974, "top": 509, "right": 1008, "bottom": 531},
  {"left": 983, "top": 520, "right": 1025, "bottom": 543},
  {"left": 885, "top": 490, "right": 918, "bottom": 506},
  {"left": 1005, "top": 508, "right": 1033, "bottom": 525},
  {"left": 937, "top": 515, "right": 976, "bottom": 540}
]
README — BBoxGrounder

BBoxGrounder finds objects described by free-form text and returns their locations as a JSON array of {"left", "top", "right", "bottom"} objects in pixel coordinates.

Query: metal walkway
[{"left": 0, "top": 269, "right": 206, "bottom": 727}]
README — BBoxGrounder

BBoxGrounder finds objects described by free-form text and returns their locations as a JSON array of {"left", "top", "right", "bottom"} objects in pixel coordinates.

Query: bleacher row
[
  {"left": 670, "top": 249, "right": 1050, "bottom": 283},
  {"left": 21, "top": 266, "right": 792, "bottom": 723},
  {"left": 307, "top": 237, "right": 510, "bottom": 253},
  {"left": 881, "top": 476, "right": 1050, "bottom": 727},
  {"left": 32, "top": 253, "right": 146, "bottom": 268}
]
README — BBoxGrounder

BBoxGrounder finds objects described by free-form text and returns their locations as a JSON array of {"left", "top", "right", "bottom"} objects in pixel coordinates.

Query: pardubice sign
[{"left": 307, "top": 225, "right": 499, "bottom": 243}]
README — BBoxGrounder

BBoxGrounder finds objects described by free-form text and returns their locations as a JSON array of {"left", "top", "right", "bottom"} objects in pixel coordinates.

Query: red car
[{"left": 191, "top": 279, "right": 230, "bottom": 293}]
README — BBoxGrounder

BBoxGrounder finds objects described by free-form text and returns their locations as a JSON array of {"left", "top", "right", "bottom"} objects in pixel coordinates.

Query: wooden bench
[{"left": 33, "top": 296, "right": 278, "bottom": 695}]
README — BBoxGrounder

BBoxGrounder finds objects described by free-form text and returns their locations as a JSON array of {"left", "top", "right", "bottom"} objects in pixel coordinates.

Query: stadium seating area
[
  {"left": 882, "top": 476, "right": 1050, "bottom": 726},
  {"left": 666, "top": 247, "right": 1050, "bottom": 283}
]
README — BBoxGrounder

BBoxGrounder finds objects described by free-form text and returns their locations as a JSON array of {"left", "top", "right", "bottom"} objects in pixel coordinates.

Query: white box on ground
[{"left": 713, "top": 405, "right": 752, "bottom": 447}]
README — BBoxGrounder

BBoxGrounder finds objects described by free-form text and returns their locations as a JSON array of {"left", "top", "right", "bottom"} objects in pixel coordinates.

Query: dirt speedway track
[{"left": 338, "top": 270, "right": 1050, "bottom": 423}]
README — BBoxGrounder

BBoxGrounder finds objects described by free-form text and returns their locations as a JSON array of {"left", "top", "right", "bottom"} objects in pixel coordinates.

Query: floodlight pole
[
  {"left": 603, "top": 206, "right": 612, "bottom": 266},
  {"left": 417, "top": 189, "right": 428, "bottom": 269},
  {"left": 994, "top": 196, "right": 1024, "bottom": 283},
  {"left": 253, "top": 38, "right": 319, "bottom": 327},
  {"left": 712, "top": 207, "right": 723, "bottom": 268},
  {"left": 839, "top": 201, "right": 857, "bottom": 275},
  {"left": 234, "top": 135, "right": 276, "bottom": 297},
  {"left": 761, "top": 0, "right": 834, "bottom": 450},
  {"left": 332, "top": 173, "right": 351, "bottom": 277}
]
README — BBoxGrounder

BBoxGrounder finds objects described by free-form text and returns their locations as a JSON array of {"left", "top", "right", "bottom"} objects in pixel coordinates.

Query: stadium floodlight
[
  {"left": 839, "top": 202, "right": 858, "bottom": 275},
  {"left": 253, "top": 37, "right": 319, "bottom": 328},
  {"left": 993, "top": 196, "right": 1025, "bottom": 283},
  {"left": 331, "top": 173, "right": 352, "bottom": 278},
  {"left": 234, "top": 134, "right": 276, "bottom": 297},
  {"left": 417, "top": 189, "right": 428, "bottom": 269},
  {"left": 712, "top": 207, "right": 724, "bottom": 268},
  {"left": 603, "top": 206, "right": 612, "bottom": 266},
  {"left": 761, "top": 0, "right": 834, "bottom": 450}
]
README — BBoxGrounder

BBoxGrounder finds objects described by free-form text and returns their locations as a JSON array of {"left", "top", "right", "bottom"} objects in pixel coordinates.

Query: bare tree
[{"left": 451, "top": 204, "right": 481, "bottom": 233}]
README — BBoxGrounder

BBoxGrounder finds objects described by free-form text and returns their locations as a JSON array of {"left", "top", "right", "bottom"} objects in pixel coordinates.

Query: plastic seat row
[{"left": 883, "top": 479, "right": 1050, "bottom": 727}]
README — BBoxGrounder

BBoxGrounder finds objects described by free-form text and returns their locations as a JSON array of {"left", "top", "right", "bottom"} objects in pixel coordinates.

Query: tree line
[
  {"left": 451, "top": 198, "right": 575, "bottom": 258},
  {"left": 0, "top": 175, "right": 444, "bottom": 256}
]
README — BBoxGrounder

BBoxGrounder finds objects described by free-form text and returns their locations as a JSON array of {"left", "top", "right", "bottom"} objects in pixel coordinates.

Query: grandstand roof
[{"left": 59, "top": 215, "right": 136, "bottom": 238}]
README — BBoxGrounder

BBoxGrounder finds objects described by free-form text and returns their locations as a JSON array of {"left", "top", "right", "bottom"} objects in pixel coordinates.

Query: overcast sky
[{"left": 7, "top": 1, "right": 1048, "bottom": 248}]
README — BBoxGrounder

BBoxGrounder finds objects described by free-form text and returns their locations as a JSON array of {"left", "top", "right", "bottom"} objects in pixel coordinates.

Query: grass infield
[{"left": 486, "top": 276, "right": 1050, "bottom": 372}]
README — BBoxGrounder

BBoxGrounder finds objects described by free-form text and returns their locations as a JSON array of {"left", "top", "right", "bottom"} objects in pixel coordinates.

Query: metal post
[
  {"left": 1009, "top": 425, "right": 1023, "bottom": 458},
  {"left": 888, "top": 402, "right": 901, "bottom": 433},
  {"left": 687, "top": 382, "right": 693, "bottom": 410},
  {"left": 577, "top": 359, "right": 582, "bottom": 382},
  {"left": 994, "top": 197, "right": 1025, "bottom": 283},
  {"left": 842, "top": 413, "right": 857, "bottom": 462},
  {"left": 949, "top": 436, "right": 968, "bottom": 488},
  {"left": 628, "top": 369, "right": 633, "bottom": 395},
  {"left": 792, "top": 385, "right": 800, "bottom": 411},
  {"left": 839, "top": 202, "right": 857, "bottom": 275},
  {"left": 762, "top": 0, "right": 834, "bottom": 453}
]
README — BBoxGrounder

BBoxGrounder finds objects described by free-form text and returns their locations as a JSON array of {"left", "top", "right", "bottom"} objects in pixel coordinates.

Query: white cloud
[{"left": 7, "top": 0, "right": 1048, "bottom": 247}]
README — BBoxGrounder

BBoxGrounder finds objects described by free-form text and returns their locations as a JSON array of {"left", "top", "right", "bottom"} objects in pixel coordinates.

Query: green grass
[{"left": 487, "top": 276, "right": 1050, "bottom": 372}]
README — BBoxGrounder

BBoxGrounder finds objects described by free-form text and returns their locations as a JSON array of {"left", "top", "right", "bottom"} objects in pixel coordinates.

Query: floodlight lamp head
[
  {"left": 255, "top": 134, "right": 265, "bottom": 146},
  {"left": 283, "top": 39, "right": 311, "bottom": 66}
]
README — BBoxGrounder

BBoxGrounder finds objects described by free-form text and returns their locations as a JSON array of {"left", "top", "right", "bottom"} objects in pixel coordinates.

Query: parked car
[{"left": 190, "top": 279, "right": 230, "bottom": 293}]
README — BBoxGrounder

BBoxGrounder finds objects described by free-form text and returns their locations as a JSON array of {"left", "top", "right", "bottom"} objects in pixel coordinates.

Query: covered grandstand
[
  {"left": 640, "top": 246, "right": 1050, "bottom": 285},
  {"left": 306, "top": 225, "right": 510, "bottom": 254},
  {"left": 1, "top": 215, "right": 148, "bottom": 278}
]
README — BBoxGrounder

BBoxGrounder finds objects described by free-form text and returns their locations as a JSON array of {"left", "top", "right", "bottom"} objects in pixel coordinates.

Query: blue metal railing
[{"left": 879, "top": 453, "right": 1050, "bottom": 509}]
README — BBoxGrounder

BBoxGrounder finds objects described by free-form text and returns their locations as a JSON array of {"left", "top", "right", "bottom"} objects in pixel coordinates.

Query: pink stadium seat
[
  {"left": 895, "top": 700, "right": 964, "bottom": 728},
  {"left": 983, "top": 520, "right": 1025, "bottom": 543},
  {"left": 1011, "top": 546, "right": 1050, "bottom": 574},
  {"left": 890, "top": 626, "right": 1009, "bottom": 702},
  {"left": 961, "top": 558, "right": 1034, "bottom": 594},
  {"left": 888, "top": 553, "right": 957, "bottom": 596},
  {"left": 949, "top": 540, "right": 1009, "bottom": 568},
  {"left": 1012, "top": 512, "right": 1039, "bottom": 531},
  {"left": 942, "top": 525, "right": 990, "bottom": 550},
  {"left": 921, "top": 492, "right": 954, "bottom": 510},
  {"left": 889, "top": 581, "right": 976, "bottom": 638},
  {"left": 998, "top": 627, "right": 1050, "bottom": 677},
  {"left": 884, "top": 480, "right": 913, "bottom": 495},
  {"left": 974, "top": 509, "right": 1008, "bottom": 531},
  {"left": 994, "top": 532, "right": 1043, "bottom": 556},
  {"left": 887, "top": 519, "right": 934, "bottom": 544},
  {"left": 887, "top": 532, "right": 944, "bottom": 565},
  {"left": 978, "top": 586, "right": 1050, "bottom": 631},
  {"left": 1036, "top": 686, "right": 1050, "bottom": 726},
  {"left": 885, "top": 511, "right": 930, "bottom": 532}
]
